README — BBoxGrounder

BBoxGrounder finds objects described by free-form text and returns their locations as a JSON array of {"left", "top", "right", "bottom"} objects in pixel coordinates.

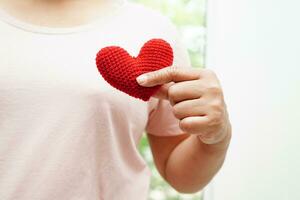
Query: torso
[{"left": 0, "top": 2, "right": 181, "bottom": 199}]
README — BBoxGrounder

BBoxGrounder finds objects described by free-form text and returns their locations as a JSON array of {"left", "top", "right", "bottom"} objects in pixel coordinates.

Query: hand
[{"left": 136, "top": 67, "right": 231, "bottom": 145}]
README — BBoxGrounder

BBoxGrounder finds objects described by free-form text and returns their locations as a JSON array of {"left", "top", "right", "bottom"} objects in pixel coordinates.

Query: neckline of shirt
[{"left": 0, "top": 0, "right": 127, "bottom": 35}]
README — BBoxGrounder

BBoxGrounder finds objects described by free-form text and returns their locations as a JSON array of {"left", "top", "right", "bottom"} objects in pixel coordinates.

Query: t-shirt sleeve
[
  {"left": 146, "top": 98, "right": 183, "bottom": 137},
  {"left": 145, "top": 16, "right": 193, "bottom": 137}
]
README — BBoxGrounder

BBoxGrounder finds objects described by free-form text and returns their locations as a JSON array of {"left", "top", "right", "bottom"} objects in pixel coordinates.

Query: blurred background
[
  {"left": 130, "top": 0, "right": 207, "bottom": 199},
  {"left": 206, "top": 0, "right": 300, "bottom": 199},
  {"left": 132, "top": 0, "right": 300, "bottom": 200}
]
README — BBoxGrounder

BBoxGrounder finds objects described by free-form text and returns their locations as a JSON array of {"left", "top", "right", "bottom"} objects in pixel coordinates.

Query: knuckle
[
  {"left": 214, "top": 111, "right": 224, "bottom": 123},
  {"left": 208, "top": 112, "right": 223, "bottom": 127},
  {"left": 167, "top": 67, "right": 179, "bottom": 77},
  {"left": 205, "top": 86, "right": 223, "bottom": 96},
  {"left": 210, "top": 100, "right": 224, "bottom": 112}
]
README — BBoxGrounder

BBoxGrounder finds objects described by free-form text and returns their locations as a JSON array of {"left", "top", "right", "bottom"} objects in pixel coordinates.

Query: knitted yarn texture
[{"left": 96, "top": 39, "right": 174, "bottom": 101}]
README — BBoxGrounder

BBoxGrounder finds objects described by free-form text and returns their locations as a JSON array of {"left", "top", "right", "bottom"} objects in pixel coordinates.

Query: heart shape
[{"left": 95, "top": 39, "right": 173, "bottom": 101}]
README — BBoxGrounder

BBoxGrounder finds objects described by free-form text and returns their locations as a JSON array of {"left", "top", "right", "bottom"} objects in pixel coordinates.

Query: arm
[
  {"left": 147, "top": 124, "right": 231, "bottom": 193},
  {"left": 137, "top": 67, "right": 232, "bottom": 193}
]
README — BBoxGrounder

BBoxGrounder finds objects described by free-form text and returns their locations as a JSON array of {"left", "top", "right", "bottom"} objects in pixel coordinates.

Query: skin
[
  {"left": 136, "top": 67, "right": 231, "bottom": 193},
  {"left": 1, "top": 0, "right": 232, "bottom": 194}
]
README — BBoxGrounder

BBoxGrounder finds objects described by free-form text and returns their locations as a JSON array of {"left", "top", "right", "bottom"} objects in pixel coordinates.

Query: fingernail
[{"left": 136, "top": 74, "right": 148, "bottom": 85}]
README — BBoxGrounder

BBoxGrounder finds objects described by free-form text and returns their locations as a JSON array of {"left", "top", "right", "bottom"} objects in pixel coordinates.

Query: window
[{"left": 133, "top": 0, "right": 207, "bottom": 199}]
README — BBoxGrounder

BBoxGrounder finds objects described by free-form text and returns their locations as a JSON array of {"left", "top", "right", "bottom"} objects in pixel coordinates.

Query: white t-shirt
[{"left": 0, "top": 1, "right": 192, "bottom": 199}]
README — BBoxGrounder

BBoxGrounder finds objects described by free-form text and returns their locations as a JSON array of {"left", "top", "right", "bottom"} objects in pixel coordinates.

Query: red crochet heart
[{"left": 95, "top": 39, "right": 173, "bottom": 101}]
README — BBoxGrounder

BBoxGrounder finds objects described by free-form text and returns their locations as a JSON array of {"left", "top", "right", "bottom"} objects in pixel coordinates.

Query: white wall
[{"left": 205, "top": 0, "right": 300, "bottom": 200}]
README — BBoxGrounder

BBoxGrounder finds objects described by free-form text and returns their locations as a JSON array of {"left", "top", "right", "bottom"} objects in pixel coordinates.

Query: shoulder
[
  {"left": 114, "top": 1, "right": 191, "bottom": 68},
  {"left": 119, "top": 2, "right": 178, "bottom": 38},
  {"left": 122, "top": 2, "right": 171, "bottom": 23}
]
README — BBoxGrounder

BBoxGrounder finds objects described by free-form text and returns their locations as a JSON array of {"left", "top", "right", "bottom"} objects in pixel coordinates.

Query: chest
[{"left": 0, "top": 29, "right": 158, "bottom": 126}]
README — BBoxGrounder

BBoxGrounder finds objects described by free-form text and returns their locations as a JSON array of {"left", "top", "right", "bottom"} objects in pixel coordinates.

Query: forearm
[{"left": 165, "top": 124, "right": 232, "bottom": 193}]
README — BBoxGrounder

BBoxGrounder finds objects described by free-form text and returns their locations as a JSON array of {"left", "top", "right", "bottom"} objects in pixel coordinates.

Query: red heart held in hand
[{"left": 95, "top": 39, "right": 173, "bottom": 101}]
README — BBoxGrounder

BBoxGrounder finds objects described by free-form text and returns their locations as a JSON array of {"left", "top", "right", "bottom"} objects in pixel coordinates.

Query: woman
[{"left": 0, "top": 0, "right": 232, "bottom": 199}]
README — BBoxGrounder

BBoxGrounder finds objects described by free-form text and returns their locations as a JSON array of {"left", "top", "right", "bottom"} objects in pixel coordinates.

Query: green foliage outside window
[
  {"left": 132, "top": 0, "right": 207, "bottom": 68},
  {"left": 131, "top": 0, "right": 207, "bottom": 199}
]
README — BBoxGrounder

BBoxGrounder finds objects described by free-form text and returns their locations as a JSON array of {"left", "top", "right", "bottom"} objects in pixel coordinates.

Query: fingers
[
  {"left": 152, "top": 79, "right": 203, "bottom": 103},
  {"left": 136, "top": 67, "right": 201, "bottom": 87},
  {"left": 167, "top": 80, "right": 203, "bottom": 105},
  {"left": 179, "top": 116, "right": 211, "bottom": 135},
  {"left": 172, "top": 98, "right": 207, "bottom": 120}
]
